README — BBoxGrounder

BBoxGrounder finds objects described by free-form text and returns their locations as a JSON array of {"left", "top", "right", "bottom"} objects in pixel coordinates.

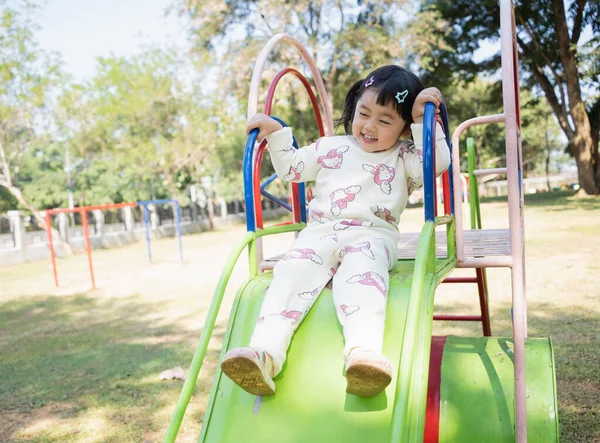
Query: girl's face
[{"left": 351, "top": 89, "right": 408, "bottom": 153}]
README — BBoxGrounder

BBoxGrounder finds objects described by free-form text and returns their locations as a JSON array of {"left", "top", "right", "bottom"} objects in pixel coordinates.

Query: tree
[
  {"left": 0, "top": 1, "right": 71, "bottom": 250},
  {"left": 442, "top": 78, "right": 505, "bottom": 170},
  {"left": 520, "top": 92, "right": 566, "bottom": 180},
  {"left": 169, "top": 0, "right": 451, "bottom": 202},
  {"left": 171, "top": 0, "right": 447, "bottom": 115},
  {"left": 70, "top": 48, "right": 212, "bottom": 203},
  {"left": 419, "top": 0, "right": 600, "bottom": 194},
  {"left": 439, "top": 76, "right": 565, "bottom": 180}
]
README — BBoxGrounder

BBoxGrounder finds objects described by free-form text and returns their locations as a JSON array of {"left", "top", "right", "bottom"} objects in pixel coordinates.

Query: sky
[
  {"left": 33, "top": 0, "right": 190, "bottom": 81},
  {"left": 29, "top": 0, "right": 509, "bottom": 83}
]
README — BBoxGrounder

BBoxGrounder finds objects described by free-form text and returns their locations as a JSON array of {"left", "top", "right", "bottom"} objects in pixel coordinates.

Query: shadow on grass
[
  {"left": 432, "top": 299, "right": 599, "bottom": 442},
  {"left": 1, "top": 292, "right": 598, "bottom": 442},
  {"left": 0, "top": 293, "right": 229, "bottom": 442}
]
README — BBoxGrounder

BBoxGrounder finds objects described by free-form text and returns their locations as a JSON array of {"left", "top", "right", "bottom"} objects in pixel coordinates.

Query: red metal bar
[
  {"left": 476, "top": 268, "right": 492, "bottom": 336},
  {"left": 46, "top": 212, "right": 59, "bottom": 287},
  {"left": 291, "top": 183, "right": 301, "bottom": 223},
  {"left": 45, "top": 202, "right": 138, "bottom": 289},
  {"left": 442, "top": 277, "right": 478, "bottom": 283},
  {"left": 434, "top": 115, "right": 452, "bottom": 216},
  {"left": 433, "top": 315, "right": 483, "bottom": 322},
  {"left": 81, "top": 211, "right": 96, "bottom": 289},
  {"left": 424, "top": 336, "right": 447, "bottom": 443},
  {"left": 47, "top": 202, "right": 137, "bottom": 214},
  {"left": 253, "top": 139, "right": 269, "bottom": 229},
  {"left": 442, "top": 171, "right": 451, "bottom": 215},
  {"left": 264, "top": 68, "right": 325, "bottom": 136},
  {"left": 252, "top": 67, "right": 326, "bottom": 230},
  {"left": 433, "top": 132, "right": 438, "bottom": 217}
]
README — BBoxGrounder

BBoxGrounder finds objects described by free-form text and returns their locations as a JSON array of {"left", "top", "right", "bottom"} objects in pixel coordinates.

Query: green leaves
[{"left": 418, "top": 0, "right": 600, "bottom": 193}]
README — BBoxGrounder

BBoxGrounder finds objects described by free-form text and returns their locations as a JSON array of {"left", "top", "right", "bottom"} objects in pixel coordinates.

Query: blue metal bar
[
  {"left": 138, "top": 198, "right": 184, "bottom": 263},
  {"left": 174, "top": 201, "right": 184, "bottom": 263},
  {"left": 143, "top": 205, "right": 152, "bottom": 263},
  {"left": 297, "top": 182, "right": 307, "bottom": 223},
  {"left": 248, "top": 115, "right": 309, "bottom": 227},
  {"left": 243, "top": 129, "right": 259, "bottom": 232},
  {"left": 261, "top": 189, "right": 293, "bottom": 211},
  {"left": 423, "top": 102, "right": 436, "bottom": 222},
  {"left": 260, "top": 173, "right": 278, "bottom": 191},
  {"left": 439, "top": 102, "right": 455, "bottom": 215},
  {"left": 260, "top": 173, "right": 294, "bottom": 211},
  {"left": 138, "top": 199, "right": 173, "bottom": 206}
]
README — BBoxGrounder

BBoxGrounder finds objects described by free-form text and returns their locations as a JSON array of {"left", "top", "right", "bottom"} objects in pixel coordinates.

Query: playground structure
[
  {"left": 165, "top": 1, "right": 558, "bottom": 441},
  {"left": 46, "top": 199, "right": 183, "bottom": 289},
  {"left": 138, "top": 199, "right": 183, "bottom": 265}
]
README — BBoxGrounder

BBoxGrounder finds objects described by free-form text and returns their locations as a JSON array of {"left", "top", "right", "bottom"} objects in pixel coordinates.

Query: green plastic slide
[
  {"left": 199, "top": 260, "right": 423, "bottom": 443},
  {"left": 164, "top": 221, "right": 559, "bottom": 442}
]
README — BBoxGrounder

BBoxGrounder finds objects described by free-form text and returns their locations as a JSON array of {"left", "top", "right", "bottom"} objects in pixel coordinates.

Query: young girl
[{"left": 221, "top": 65, "right": 450, "bottom": 398}]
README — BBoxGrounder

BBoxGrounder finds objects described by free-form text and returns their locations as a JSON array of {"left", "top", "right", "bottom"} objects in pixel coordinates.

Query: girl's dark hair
[{"left": 335, "top": 65, "right": 425, "bottom": 134}]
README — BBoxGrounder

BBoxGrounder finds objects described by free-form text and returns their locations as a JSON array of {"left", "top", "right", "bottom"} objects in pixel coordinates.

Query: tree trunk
[
  {"left": 570, "top": 130, "right": 599, "bottom": 195},
  {"left": 545, "top": 117, "right": 551, "bottom": 192},
  {"left": 4, "top": 183, "right": 73, "bottom": 255},
  {"left": 551, "top": 0, "right": 599, "bottom": 194}
]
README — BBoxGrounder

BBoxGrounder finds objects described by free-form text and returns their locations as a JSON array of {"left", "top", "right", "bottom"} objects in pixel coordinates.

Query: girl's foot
[
  {"left": 221, "top": 347, "right": 276, "bottom": 396},
  {"left": 345, "top": 349, "right": 392, "bottom": 397}
]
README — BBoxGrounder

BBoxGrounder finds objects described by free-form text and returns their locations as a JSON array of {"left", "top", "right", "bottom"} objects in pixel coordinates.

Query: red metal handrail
[{"left": 253, "top": 68, "right": 326, "bottom": 229}]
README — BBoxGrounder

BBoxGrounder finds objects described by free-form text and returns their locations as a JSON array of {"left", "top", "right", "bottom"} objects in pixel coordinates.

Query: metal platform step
[
  {"left": 261, "top": 229, "right": 510, "bottom": 270},
  {"left": 397, "top": 228, "right": 511, "bottom": 259}
]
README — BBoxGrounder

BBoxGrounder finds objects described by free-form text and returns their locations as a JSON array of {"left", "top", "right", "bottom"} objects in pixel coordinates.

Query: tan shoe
[
  {"left": 221, "top": 347, "right": 276, "bottom": 396},
  {"left": 345, "top": 350, "right": 393, "bottom": 397}
]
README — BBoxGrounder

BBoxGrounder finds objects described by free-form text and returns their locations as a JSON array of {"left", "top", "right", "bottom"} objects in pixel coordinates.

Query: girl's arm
[
  {"left": 265, "top": 127, "right": 320, "bottom": 183},
  {"left": 246, "top": 114, "right": 320, "bottom": 183}
]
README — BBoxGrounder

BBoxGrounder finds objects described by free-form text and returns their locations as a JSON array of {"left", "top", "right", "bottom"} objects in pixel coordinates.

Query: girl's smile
[{"left": 351, "top": 89, "right": 408, "bottom": 153}]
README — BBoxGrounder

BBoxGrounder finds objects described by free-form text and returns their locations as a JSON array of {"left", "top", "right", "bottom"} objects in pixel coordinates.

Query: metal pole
[
  {"left": 46, "top": 212, "right": 59, "bottom": 287},
  {"left": 143, "top": 205, "right": 152, "bottom": 263},
  {"left": 81, "top": 211, "right": 96, "bottom": 289},
  {"left": 65, "top": 146, "right": 75, "bottom": 225},
  {"left": 500, "top": 0, "right": 527, "bottom": 440},
  {"left": 174, "top": 200, "right": 183, "bottom": 264}
]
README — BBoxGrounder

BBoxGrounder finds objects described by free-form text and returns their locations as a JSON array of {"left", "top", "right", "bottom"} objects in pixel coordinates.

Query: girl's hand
[
  {"left": 246, "top": 114, "right": 284, "bottom": 141},
  {"left": 412, "top": 87, "right": 443, "bottom": 124}
]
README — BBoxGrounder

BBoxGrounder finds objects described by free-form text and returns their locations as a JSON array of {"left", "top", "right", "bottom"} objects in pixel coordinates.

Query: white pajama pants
[{"left": 249, "top": 223, "right": 398, "bottom": 376}]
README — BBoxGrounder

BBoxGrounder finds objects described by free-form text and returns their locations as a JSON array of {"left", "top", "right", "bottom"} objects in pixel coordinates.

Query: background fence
[{"left": 0, "top": 198, "right": 286, "bottom": 266}]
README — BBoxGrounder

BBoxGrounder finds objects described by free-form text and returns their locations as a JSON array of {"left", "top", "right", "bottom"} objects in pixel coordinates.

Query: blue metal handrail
[
  {"left": 422, "top": 101, "right": 453, "bottom": 222},
  {"left": 423, "top": 103, "right": 437, "bottom": 222},
  {"left": 243, "top": 116, "right": 307, "bottom": 233}
]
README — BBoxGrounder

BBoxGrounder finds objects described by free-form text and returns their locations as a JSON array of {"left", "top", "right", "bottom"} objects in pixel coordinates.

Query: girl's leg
[
  {"left": 332, "top": 236, "right": 393, "bottom": 396},
  {"left": 222, "top": 228, "right": 339, "bottom": 394}
]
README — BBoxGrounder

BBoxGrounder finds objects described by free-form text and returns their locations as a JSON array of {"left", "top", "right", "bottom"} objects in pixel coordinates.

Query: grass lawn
[{"left": 1, "top": 191, "right": 598, "bottom": 442}]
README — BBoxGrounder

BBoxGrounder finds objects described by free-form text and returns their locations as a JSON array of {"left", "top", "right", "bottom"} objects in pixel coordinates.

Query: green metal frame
[
  {"left": 467, "top": 137, "right": 483, "bottom": 230},
  {"left": 164, "top": 223, "right": 305, "bottom": 442},
  {"left": 164, "top": 215, "right": 456, "bottom": 442},
  {"left": 391, "top": 216, "right": 456, "bottom": 442},
  {"left": 164, "top": 169, "right": 560, "bottom": 441},
  {"left": 164, "top": 205, "right": 559, "bottom": 442}
]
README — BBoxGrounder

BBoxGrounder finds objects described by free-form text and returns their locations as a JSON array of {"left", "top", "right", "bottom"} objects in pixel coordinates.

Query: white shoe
[
  {"left": 221, "top": 347, "right": 276, "bottom": 396},
  {"left": 345, "top": 350, "right": 393, "bottom": 397}
]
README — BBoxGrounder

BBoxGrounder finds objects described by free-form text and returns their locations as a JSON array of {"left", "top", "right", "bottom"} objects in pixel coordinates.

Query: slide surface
[{"left": 199, "top": 260, "right": 426, "bottom": 443}]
